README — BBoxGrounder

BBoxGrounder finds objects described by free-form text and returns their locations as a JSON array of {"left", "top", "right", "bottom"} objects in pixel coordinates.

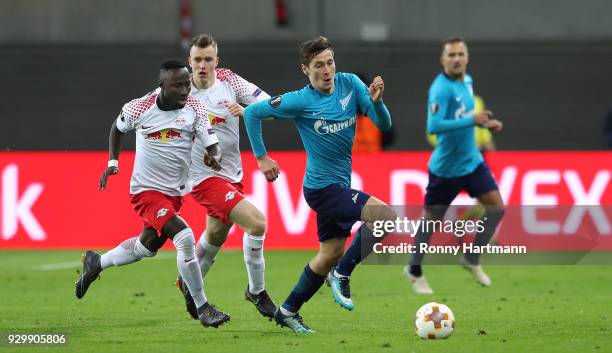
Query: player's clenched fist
[
  {"left": 257, "top": 154, "right": 280, "bottom": 182},
  {"left": 225, "top": 102, "right": 245, "bottom": 117},
  {"left": 368, "top": 76, "right": 385, "bottom": 102},
  {"left": 99, "top": 166, "right": 118, "bottom": 191},
  {"left": 473, "top": 110, "right": 493, "bottom": 125}
]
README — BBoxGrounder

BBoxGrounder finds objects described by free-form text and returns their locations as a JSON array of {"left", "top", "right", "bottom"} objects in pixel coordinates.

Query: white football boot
[
  {"left": 459, "top": 257, "right": 492, "bottom": 287},
  {"left": 403, "top": 266, "right": 434, "bottom": 294}
]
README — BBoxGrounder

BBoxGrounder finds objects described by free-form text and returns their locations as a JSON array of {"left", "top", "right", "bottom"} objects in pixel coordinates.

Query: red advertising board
[{"left": 0, "top": 151, "right": 610, "bottom": 249}]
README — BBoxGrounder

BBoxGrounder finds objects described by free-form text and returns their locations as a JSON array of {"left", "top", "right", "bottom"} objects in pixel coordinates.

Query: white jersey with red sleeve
[
  {"left": 189, "top": 68, "right": 270, "bottom": 185},
  {"left": 116, "top": 90, "right": 218, "bottom": 196}
]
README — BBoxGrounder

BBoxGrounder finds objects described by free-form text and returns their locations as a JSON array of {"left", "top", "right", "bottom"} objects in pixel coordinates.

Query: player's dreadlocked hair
[
  {"left": 299, "top": 36, "right": 334, "bottom": 66},
  {"left": 190, "top": 33, "right": 218, "bottom": 54}
]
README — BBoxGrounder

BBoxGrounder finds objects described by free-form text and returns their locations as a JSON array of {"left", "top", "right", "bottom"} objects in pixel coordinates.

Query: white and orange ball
[{"left": 414, "top": 302, "right": 456, "bottom": 339}]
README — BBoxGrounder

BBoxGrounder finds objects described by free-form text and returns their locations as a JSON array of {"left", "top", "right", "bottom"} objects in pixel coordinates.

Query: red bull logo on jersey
[
  {"left": 145, "top": 129, "right": 183, "bottom": 142},
  {"left": 145, "top": 131, "right": 162, "bottom": 140},
  {"left": 208, "top": 113, "right": 227, "bottom": 126}
]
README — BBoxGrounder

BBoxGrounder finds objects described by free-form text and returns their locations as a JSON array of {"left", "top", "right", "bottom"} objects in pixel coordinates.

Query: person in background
[
  {"left": 427, "top": 94, "right": 500, "bottom": 242},
  {"left": 406, "top": 37, "right": 504, "bottom": 295}
]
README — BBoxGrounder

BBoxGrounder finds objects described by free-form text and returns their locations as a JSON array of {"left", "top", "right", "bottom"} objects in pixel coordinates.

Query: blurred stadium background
[
  {"left": 2, "top": 0, "right": 612, "bottom": 151},
  {"left": 0, "top": 1, "right": 610, "bottom": 352}
]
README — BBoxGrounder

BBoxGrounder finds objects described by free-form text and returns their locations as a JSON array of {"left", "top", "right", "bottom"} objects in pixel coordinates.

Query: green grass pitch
[{"left": 0, "top": 250, "right": 610, "bottom": 353}]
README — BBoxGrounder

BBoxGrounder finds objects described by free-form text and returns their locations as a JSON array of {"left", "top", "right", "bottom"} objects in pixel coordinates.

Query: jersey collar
[{"left": 442, "top": 71, "right": 465, "bottom": 82}]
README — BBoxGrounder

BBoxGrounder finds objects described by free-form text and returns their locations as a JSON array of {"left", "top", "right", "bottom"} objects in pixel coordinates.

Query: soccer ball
[{"left": 414, "top": 302, "right": 455, "bottom": 339}]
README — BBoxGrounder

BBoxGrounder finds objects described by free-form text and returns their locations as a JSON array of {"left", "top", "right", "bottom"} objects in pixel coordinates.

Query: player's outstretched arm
[
  {"left": 243, "top": 103, "right": 270, "bottom": 159},
  {"left": 243, "top": 103, "right": 280, "bottom": 182},
  {"left": 244, "top": 92, "right": 302, "bottom": 182},
  {"left": 99, "top": 120, "right": 126, "bottom": 191}
]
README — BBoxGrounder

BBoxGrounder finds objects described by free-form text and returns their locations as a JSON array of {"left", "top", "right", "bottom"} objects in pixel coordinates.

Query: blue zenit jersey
[
  {"left": 244, "top": 72, "right": 391, "bottom": 189},
  {"left": 427, "top": 73, "right": 483, "bottom": 177}
]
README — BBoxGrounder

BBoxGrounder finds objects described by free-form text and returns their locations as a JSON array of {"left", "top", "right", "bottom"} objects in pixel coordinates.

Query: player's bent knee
[
  {"left": 363, "top": 202, "right": 398, "bottom": 224},
  {"left": 246, "top": 216, "right": 266, "bottom": 237},
  {"left": 135, "top": 239, "right": 157, "bottom": 258},
  {"left": 488, "top": 205, "right": 505, "bottom": 218},
  {"left": 234, "top": 205, "right": 266, "bottom": 236},
  {"left": 139, "top": 229, "right": 166, "bottom": 254},
  {"left": 379, "top": 205, "right": 398, "bottom": 222},
  {"left": 162, "top": 216, "right": 189, "bottom": 239}
]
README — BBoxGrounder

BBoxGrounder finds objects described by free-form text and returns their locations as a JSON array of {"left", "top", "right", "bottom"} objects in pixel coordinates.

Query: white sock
[
  {"left": 100, "top": 237, "right": 155, "bottom": 270},
  {"left": 173, "top": 228, "right": 207, "bottom": 308},
  {"left": 243, "top": 233, "right": 265, "bottom": 294},
  {"left": 195, "top": 231, "right": 220, "bottom": 278}
]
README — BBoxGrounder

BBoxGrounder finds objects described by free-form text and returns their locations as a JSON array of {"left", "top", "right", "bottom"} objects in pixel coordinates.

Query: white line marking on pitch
[
  {"left": 35, "top": 252, "right": 176, "bottom": 271},
  {"left": 38, "top": 261, "right": 82, "bottom": 271}
]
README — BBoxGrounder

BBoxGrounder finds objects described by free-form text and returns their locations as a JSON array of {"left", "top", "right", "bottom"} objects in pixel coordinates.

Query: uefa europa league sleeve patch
[
  {"left": 270, "top": 95, "right": 282, "bottom": 108},
  {"left": 430, "top": 103, "right": 439, "bottom": 114}
]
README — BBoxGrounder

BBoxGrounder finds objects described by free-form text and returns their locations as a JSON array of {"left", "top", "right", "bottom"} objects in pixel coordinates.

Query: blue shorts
[
  {"left": 303, "top": 183, "right": 371, "bottom": 242},
  {"left": 425, "top": 162, "right": 499, "bottom": 206}
]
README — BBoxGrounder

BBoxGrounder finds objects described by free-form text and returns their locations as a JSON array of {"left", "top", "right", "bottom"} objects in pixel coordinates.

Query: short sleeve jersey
[{"left": 116, "top": 91, "right": 218, "bottom": 196}]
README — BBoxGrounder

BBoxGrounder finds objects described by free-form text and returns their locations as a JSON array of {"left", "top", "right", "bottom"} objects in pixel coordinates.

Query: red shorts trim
[
  {"left": 130, "top": 191, "right": 183, "bottom": 232},
  {"left": 191, "top": 177, "right": 245, "bottom": 224}
]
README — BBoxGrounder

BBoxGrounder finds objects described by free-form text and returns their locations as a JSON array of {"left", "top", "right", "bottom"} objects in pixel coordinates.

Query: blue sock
[
  {"left": 282, "top": 265, "right": 325, "bottom": 313},
  {"left": 335, "top": 232, "right": 362, "bottom": 277},
  {"left": 464, "top": 206, "right": 505, "bottom": 265},
  {"left": 336, "top": 224, "right": 380, "bottom": 276}
]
